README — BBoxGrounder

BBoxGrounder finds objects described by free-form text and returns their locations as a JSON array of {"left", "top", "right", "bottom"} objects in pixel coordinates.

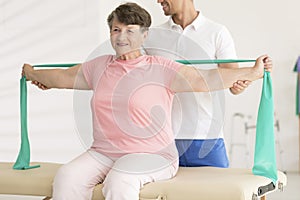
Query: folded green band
[
  {"left": 13, "top": 76, "right": 40, "bottom": 170},
  {"left": 252, "top": 71, "right": 278, "bottom": 184}
]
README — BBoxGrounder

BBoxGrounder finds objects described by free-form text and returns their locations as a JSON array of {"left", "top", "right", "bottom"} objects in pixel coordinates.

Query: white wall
[{"left": 1, "top": 0, "right": 299, "bottom": 172}]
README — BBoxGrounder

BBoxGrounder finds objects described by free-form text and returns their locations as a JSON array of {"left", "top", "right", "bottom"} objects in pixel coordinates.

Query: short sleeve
[
  {"left": 215, "top": 26, "right": 237, "bottom": 59},
  {"left": 151, "top": 56, "right": 183, "bottom": 93},
  {"left": 81, "top": 55, "right": 113, "bottom": 90}
]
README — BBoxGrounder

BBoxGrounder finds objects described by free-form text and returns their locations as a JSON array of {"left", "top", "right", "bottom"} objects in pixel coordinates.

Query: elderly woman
[{"left": 22, "top": 2, "right": 272, "bottom": 200}]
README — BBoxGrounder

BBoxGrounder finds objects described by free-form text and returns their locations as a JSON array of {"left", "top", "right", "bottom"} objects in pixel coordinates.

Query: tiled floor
[{"left": 0, "top": 173, "right": 299, "bottom": 200}]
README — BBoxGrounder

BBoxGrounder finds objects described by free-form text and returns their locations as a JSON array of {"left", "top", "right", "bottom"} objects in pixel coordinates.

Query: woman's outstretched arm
[
  {"left": 171, "top": 55, "right": 272, "bottom": 93},
  {"left": 22, "top": 63, "right": 90, "bottom": 90}
]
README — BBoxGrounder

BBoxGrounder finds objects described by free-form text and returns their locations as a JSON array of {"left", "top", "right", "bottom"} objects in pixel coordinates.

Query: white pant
[{"left": 53, "top": 151, "right": 178, "bottom": 200}]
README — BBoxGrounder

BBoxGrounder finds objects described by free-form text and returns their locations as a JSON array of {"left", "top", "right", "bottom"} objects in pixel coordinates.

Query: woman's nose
[{"left": 117, "top": 32, "right": 126, "bottom": 40}]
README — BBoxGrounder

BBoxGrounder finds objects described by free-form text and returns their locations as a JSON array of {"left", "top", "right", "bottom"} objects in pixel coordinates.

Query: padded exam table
[{"left": 0, "top": 162, "right": 286, "bottom": 200}]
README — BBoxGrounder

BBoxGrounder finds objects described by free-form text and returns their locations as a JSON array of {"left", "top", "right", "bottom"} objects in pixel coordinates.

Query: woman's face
[{"left": 110, "top": 18, "right": 148, "bottom": 58}]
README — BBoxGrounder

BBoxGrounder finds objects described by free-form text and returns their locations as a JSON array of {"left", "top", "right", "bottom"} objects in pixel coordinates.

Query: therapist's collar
[{"left": 167, "top": 11, "right": 204, "bottom": 31}]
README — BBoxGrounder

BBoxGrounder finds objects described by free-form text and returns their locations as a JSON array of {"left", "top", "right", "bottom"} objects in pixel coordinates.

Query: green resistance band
[
  {"left": 31, "top": 59, "right": 256, "bottom": 67},
  {"left": 32, "top": 63, "right": 79, "bottom": 68},
  {"left": 293, "top": 57, "right": 300, "bottom": 115},
  {"left": 252, "top": 71, "right": 278, "bottom": 184},
  {"left": 13, "top": 76, "right": 40, "bottom": 170},
  {"left": 176, "top": 59, "right": 256, "bottom": 65},
  {"left": 14, "top": 59, "right": 258, "bottom": 170}
]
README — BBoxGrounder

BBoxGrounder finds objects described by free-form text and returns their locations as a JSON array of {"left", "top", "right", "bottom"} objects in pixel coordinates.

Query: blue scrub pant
[{"left": 175, "top": 138, "right": 229, "bottom": 168}]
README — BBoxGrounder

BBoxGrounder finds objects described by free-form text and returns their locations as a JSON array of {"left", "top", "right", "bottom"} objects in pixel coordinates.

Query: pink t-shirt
[{"left": 82, "top": 55, "right": 182, "bottom": 161}]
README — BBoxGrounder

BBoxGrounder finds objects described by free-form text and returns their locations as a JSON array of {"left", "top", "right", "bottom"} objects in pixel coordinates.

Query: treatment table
[{"left": 0, "top": 162, "right": 287, "bottom": 200}]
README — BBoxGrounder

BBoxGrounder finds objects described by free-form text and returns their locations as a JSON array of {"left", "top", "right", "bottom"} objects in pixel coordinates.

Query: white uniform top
[{"left": 143, "top": 12, "right": 237, "bottom": 139}]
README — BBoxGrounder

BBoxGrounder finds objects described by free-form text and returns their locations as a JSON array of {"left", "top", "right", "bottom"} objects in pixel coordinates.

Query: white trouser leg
[
  {"left": 102, "top": 153, "right": 178, "bottom": 200},
  {"left": 52, "top": 151, "right": 113, "bottom": 200}
]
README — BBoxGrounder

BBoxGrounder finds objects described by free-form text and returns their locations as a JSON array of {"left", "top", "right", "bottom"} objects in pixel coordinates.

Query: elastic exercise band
[
  {"left": 176, "top": 59, "right": 256, "bottom": 65},
  {"left": 252, "top": 71, "right": 278, "bottom": 184},
  {"left": 30, "top": 59, "right": 256, "bottom": 68},
  {"left": 293, "top": 56, "right": 300, "bottom": 115},
  {"left": 33, "top": 63, "right": 79, "bottom": 68},
  {"left": 14, "top": 59, "right": 264, "bottom": 171},
  {"left": 13, "top": 76, "right": 40, "bottom": 170}
]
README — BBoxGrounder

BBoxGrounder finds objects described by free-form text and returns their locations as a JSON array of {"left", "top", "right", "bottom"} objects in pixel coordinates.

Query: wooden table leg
[{"left": 260, "top": 195, "right": 266, "bottom": 200}]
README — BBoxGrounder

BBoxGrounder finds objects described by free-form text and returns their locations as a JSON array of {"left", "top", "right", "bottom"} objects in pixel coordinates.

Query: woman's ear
[{"left": 143, "top": 30, "right": 149, "bottom": 40}]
